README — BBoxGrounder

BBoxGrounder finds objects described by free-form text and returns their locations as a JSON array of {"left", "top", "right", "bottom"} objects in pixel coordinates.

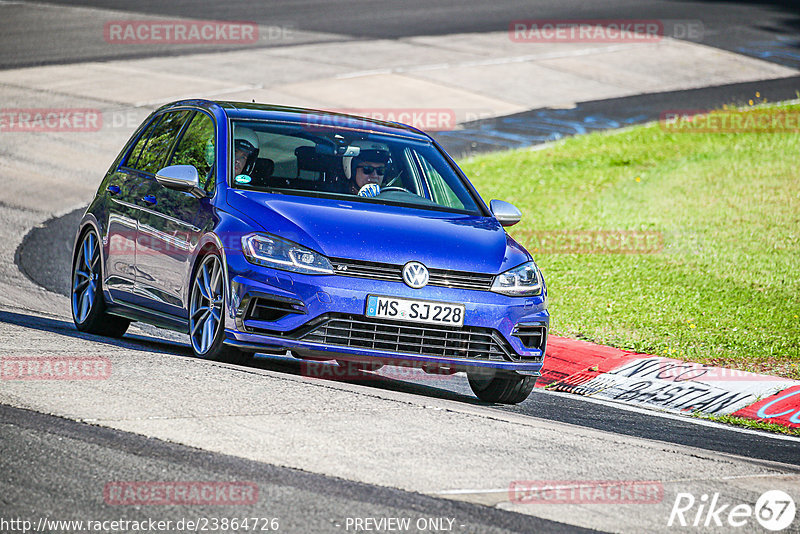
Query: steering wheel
[{"left": 379, "top": 186, "right": 413, "bottom": 194}]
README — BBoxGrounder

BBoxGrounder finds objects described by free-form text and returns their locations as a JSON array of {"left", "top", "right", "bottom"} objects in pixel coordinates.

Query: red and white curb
[{"left": 537, "top": 336, "right": 800, "bottom": 429}]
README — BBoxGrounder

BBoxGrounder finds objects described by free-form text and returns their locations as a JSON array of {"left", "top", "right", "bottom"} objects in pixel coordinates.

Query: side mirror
[
  {"left": 155, "top": 165, "right": 206, "bottom": 198},
  {"left": 490, "top": 199, "right": 522, "bottom": 227}
]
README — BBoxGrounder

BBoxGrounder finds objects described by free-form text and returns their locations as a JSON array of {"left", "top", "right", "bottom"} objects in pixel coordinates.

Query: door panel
[
  {"left": 103, "top": 170, "right": 142, "bottom": 301},
  {"left": 134, "top": 180, "right": 202, "bottom": 316},
  {"left": 132, "top": 110, "right": 215, "bottom": 318}
]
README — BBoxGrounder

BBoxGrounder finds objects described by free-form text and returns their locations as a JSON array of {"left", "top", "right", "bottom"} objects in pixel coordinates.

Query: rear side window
[
  {"left": 169, "top": 112, "right": 215, "bottom": 190},
  {"left": 125, "top": 117, "right": 160, "bottom": 169},
  {"left": 133, "top": 111, "right": 191, "bottom": 174}
]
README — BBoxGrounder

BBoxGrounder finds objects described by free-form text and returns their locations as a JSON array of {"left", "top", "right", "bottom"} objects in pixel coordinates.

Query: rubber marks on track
[{"left": 537, "top": 336, "right": 800, "bottom": 429}]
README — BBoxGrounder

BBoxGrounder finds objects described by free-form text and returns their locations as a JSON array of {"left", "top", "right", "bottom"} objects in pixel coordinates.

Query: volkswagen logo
[{"left": 402, "top": 261, "right": 429, "bottom": 289}]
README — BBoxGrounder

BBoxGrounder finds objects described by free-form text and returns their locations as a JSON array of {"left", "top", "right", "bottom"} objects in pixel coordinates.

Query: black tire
[
  {"left": 468, "top": 371, "right": 536, "bottom": 404},
  {"left": 188, "top": 251, "right": 251, "bottom": 365},
  {"left": 71, "top": 228, "right": 130, "bottom": 338},
  {"left": 336, "top": 359, "right": 384, "bottom": 372}
]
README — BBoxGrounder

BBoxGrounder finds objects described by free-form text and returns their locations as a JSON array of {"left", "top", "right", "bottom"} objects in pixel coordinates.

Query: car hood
[{"left": 225, "top": 190, "right": 530, "bottom": 274}]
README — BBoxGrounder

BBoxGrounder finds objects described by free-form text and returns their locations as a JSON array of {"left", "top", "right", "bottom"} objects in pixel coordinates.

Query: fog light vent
[
  {"left": 513, "top": 323, "right": 547, "bottom": 352},
  {"left": 246, "top": 297, "right": 304, "bottom": 322}
]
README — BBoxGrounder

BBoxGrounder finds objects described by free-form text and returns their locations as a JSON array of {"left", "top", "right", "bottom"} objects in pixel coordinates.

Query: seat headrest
[
  {"left": 295, "top": 146, "right": 333, "bottom": 172},
  {"left": 252, "top": 158, "right": 274, "bottom": 179}
]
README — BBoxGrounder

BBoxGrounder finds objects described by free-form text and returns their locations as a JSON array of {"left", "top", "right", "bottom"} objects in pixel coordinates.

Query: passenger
[{"left": 233, "top": 127, "right": 260, "bottom": 177}]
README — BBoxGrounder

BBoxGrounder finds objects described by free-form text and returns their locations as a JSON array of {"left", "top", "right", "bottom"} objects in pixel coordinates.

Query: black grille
[
  {"left": 246, "top": 297, "right": 305, "bottom": 322},
  {"left": 513, "top": 324, "right": 547, "bottom": 353},
  {"left": 330, "top": 258, "right": 494, "bottom": 291},
  {"left": 299, "top": 314, "right": 520, "bottom": 362}
]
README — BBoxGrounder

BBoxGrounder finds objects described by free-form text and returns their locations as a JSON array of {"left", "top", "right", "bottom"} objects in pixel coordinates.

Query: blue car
[{"left": 71, "top": 99, "right": 548, "bottom": 404}]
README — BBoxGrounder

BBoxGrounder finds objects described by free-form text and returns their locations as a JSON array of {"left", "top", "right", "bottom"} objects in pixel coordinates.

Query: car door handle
[
  {"left": 106, "top": 185, "right": 121, "bottom": 196},
  {"left": 141, "top": 195, "right": 157, "bottom": 206}
]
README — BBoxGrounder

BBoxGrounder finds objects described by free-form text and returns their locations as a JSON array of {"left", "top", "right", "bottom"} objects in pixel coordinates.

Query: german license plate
[{"left": 365, "top": 295, "right": 465, "bottom": 327}]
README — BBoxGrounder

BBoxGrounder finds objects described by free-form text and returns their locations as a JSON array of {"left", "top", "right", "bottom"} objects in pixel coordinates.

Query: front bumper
[{"left": 223, "top": 254, "right": 548, "bottom": 373}]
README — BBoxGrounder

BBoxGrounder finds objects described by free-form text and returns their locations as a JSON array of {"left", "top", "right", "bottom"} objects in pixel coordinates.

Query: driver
[
  {"left": 342, "top": 141, "right": 391, "bottom": 197},
  {"left": 233, "top": 126, "right": 260, "bottom": 178}
]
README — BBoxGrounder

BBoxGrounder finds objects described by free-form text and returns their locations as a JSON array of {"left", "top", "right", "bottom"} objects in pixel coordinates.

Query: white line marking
[
  {"left": 334, "top": 43, "right": 642, "bottom": 79},
  {"left": 537, "top": 388, "right": 800, "bottom": 442},
  {"left": 437, "top": 473, "right": 800, "bottom": 496},
  {"left": 133, "top": 84, "right": 260, "bottom": 108}
]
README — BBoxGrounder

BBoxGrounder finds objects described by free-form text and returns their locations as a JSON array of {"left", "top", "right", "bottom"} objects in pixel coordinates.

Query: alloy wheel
[
  {"left": 189, "top": 254, "right": 225, "bottom": 355},
  {"left": 72, "top": 231, "right": 100, "bottom": 324}
]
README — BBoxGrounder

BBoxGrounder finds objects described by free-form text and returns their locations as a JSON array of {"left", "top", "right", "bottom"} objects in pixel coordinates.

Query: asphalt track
[
  {"left": 15, "top": 208, "right": 800, "bottom": 467},
  {"left": 5, "top": 0, "right": 800, "bottom": 69},
  {"left": 1, "top": 404, "right": 590, "bottom": 534},
  {"left": 4, "top": 1, "right": 800, "bottom": 532},
  {"left": 436, "top": 75, "right": 800, "bottom": 156}
]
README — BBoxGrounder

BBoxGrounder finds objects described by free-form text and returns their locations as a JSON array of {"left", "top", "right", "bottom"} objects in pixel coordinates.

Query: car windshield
[{"left": 229, "top": 119, "right": 482, "bottom": 215}]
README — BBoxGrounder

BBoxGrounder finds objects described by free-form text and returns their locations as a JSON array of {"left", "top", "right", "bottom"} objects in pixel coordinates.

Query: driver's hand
[{"left": 357, "top": 183, "right": 381, "bottom": 197}]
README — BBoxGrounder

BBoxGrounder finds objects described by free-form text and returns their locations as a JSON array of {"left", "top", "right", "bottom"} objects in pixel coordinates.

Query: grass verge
[
  {"left": 692, "top": 413, "right": 800, "bottom": 437},
  {"left": 459, "top": 103, "right": 800, "bottom": 380}
]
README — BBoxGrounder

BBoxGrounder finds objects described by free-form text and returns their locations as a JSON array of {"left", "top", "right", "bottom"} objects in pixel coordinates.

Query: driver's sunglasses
[{"left": 356, "top": 165, "right": 386, "bottom": 176}]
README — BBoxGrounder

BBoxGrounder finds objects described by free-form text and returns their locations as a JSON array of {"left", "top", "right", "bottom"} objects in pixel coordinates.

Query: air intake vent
[
  {"left": 513, "top": 323, "right": 547, "bottom": 353},
  {"left": 298, "top": 314, "right": 534, "bottom": 362},
  {"left": 246, "top": 297, "right": 304, "bottom": 322}
]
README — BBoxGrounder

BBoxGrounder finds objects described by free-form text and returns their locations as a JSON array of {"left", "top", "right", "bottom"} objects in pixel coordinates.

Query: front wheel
[
  {"left": 188, "top": 251, "right": 250, "bottom": 365},
  {"left": 71, "top": 228, "right": 130, "bottom": 337},
  {"left": 468, "top": 370, "right": 536, "bottom": 404}
]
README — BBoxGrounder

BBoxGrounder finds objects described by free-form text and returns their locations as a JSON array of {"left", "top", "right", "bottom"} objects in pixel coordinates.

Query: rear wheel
[
  {"left": 468, "top": 370, "right": 536, "bottom": 404},
  {"left": 189, "top": 252, "right": 250, "bottom": 365},
  {"left": 71, "top": 229, "right": 130, "bottom": 337}
]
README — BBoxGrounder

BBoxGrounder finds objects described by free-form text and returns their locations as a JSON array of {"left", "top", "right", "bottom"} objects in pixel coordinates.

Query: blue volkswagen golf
[{"left": 71, "top": 99, "right": 548, "bottom": 404}]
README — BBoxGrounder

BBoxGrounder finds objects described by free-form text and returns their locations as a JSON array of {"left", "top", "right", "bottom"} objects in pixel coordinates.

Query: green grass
[
  {"left": 459, "top": 103, "right": 800, "bottom": 380},
  {"left": 692, "top": 413, "right": 800, "bottom": 437}
]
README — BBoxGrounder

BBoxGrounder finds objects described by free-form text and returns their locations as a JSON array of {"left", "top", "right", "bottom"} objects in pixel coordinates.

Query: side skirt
[{"left": 106, "top": 299, "right": 188, "bottom": 333}]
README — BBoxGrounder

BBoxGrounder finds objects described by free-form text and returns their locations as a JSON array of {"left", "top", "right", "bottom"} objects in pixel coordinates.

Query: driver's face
[
  {"left": 234, "top": 148, "right": 249, "bottom": 175},
  {"left": 354, "top": 160, "right": 386, "bottom": 189}
]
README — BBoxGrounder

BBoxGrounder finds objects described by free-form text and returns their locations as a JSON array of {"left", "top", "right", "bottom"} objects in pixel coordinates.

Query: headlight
[
  {"left": 491, "top": 261, "right": 542, "bottom": 296},
  {"left": 241, "top": 233, "right": 333, "bottom": 275}
]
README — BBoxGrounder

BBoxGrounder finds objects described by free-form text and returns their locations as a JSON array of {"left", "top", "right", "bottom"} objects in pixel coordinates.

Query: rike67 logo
[{"left": 668, "top": 490, "right": 796, "bottom": 531}]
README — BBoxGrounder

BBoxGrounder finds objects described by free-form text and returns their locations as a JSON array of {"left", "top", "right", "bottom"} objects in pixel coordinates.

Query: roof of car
[{"left": 160, "top": 99, "right": 432, "bottom": 141}]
